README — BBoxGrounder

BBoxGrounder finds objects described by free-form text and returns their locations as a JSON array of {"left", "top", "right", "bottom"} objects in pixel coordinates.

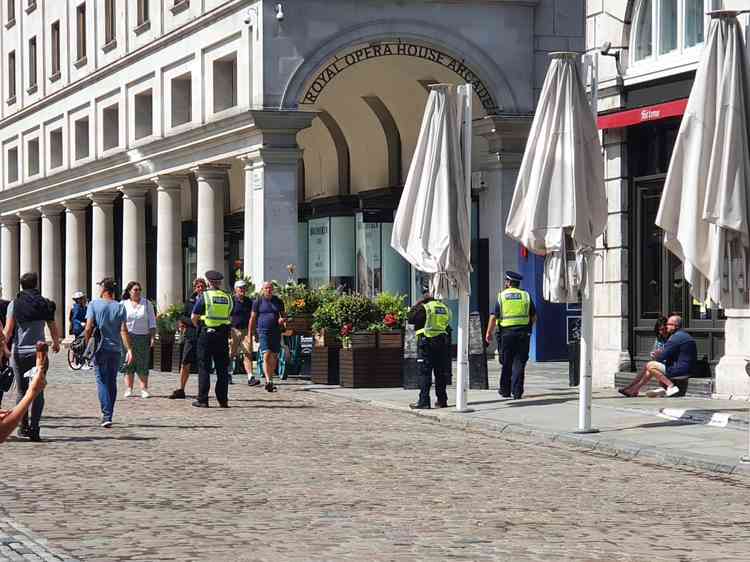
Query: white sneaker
[
  {"left": 141, "top": 389, "right": 150, "bottom": 399},
  {"left": 665, "top": 385, "right": 680, "bottom": 397},
  {"left": 101, "top": 420, "right": 112, "bottom": 428},
  {"left": 124, "top": 388, "right": 133, "bottom": 398},
  {"left": 646, "top": 388, "right": 667, "bottom": 398}
]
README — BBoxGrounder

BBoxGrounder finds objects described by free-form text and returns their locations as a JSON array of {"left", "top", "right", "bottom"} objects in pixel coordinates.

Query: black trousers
[
  {"left": 417, "top": 334, "right": 451, "bottom": 406},
  {"left": 498, "top": 329, "right": 530, "bottom": 399},
  {"left": 197, "top": 328, "right": 231, "bottom": 404}
]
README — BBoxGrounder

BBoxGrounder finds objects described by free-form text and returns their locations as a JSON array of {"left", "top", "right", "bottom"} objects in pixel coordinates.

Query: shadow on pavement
[{"left": 41, "top": 435, "right": 158, "bottom": 443}]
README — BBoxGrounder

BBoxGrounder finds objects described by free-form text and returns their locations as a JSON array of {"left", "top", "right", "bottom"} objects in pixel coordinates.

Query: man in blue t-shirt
[
  {"left": 85, "top": 278, "right": 133, "bottom": 427},
  {"left": 248, "top": 282, "right": 285, "bottom": 393}
]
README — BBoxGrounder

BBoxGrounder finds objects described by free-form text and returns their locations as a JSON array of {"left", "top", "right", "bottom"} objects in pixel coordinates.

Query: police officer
[
  {"left": 408, "top": 292, "right": 453, "bottom": 409},
  {"left": 191, "top": 270, "right": 234, "bottom": 408},
  {"left": 485, "top": 271, "right": 536, "bottom": 399}
]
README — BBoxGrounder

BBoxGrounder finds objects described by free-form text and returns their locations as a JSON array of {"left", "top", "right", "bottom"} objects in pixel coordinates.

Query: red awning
[{"left": 597, "top": 98, "right": 689, "bottom": 129}]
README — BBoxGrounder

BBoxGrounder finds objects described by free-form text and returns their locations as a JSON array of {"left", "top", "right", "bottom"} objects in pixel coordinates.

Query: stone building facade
[
  {"left": 586, "top": 0, "right": 750, "bottom": 395},
  {"left": 0, "top": 0, "right": 584, "bottom": 340}
]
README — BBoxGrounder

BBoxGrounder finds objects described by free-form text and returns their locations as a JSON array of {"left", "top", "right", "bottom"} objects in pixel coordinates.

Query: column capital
[
  {"left": 240, "top": 147, "right": 303, "bottom": 168},
  {"left": 61, "top": 198, "right": 91, "bottom": 212},
  {"left": 151, "top": 174, "right": 189, "bottom": 191},
  {"left": 190, "top": 163, "right": 231, "bottom": 182},
  {"left": 0, "top": 214, "right": 19, "bottom": 226},
  {"left": 16, "top": 209, "right": 40, "bottom": 222},
  {"left": 119, "top": 183, "right": 152, "bottom": 200},
  {"left": 38, "top": 204, "right": 64, "bottom": 218},
  {"left": 88, "top": 191, "right": 120, "bottom": 207}
]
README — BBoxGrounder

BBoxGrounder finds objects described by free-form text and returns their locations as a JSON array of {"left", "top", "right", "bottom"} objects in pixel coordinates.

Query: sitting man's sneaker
[
  {"left": 168, "top": 388, "right": 186, "bottom": 399},
  {"left": 409, "top": 403, "right": 430, "bottom": 410},
  {"left": 646, "top": 388, "right": 667, "bottom": 398},
  {"left": 191, "top": 400, "right": 209, "bottom": 408},
  {"left": 665, "top": 385, "right": 681, "bottom": 397}
]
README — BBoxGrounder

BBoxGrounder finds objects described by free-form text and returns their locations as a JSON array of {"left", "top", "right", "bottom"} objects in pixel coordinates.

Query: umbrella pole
[
  {"left": 455, "top": 293, "right": 471, "bottom": 412},
  {"left": 576, "top": 255, "right": 599, "bottom": 433}
]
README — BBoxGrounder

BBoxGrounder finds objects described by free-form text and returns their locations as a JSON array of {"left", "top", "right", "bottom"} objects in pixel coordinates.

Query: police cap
[
  {"left": 505, "top": 270, "right": 523, "bottom": 282},
  {"left": 205, "top": 270, "right": 224, "bottom": 281}
]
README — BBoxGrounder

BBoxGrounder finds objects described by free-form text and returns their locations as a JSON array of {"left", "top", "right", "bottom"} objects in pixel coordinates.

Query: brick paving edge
[{"left": 306, "top": 389, "right": 750, "bottom": 478}]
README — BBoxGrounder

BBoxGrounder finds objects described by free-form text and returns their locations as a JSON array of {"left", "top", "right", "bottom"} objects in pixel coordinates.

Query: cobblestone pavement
[{"left": 2, "top": 358, "right": 750, "bottom": 561}]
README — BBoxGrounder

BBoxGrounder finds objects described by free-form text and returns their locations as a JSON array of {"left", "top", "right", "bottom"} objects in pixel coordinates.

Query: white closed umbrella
[
  {"left": 505, "top": 52, "right": 606, "bottom": 432},
  {"left": 391, "top": 83, "right": 473, "bottom": 412},
  {"left": 656, "top": 11, "right": 750, "bottom": 310}
]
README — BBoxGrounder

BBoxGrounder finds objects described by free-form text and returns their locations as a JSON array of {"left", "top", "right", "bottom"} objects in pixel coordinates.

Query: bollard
[
  {"left": 468, "top": 312, "right": 489, "bottom": 389},
  {"left": 401, "top": 323, "right": 420, "bottom": 389}
]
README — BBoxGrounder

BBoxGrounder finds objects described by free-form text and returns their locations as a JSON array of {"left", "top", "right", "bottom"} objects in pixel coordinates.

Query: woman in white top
[{"left": 120, "top": 281, "right": 156, "bottom": 398}]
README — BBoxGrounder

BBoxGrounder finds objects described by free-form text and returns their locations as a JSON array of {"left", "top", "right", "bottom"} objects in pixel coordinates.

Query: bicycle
[{"left": 67, "top": 335, "right": 92, "bottom": 371}]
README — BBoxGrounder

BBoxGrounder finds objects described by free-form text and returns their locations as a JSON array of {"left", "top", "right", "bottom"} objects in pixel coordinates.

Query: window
[
  {"left": 102, "top": 104, "right": 119, "bottom": 150},
  {"left": 134, "top": 89, "right": 153, "bottom": 139},
  {"left": 8, "top": 51, "right": 16, "bottom": 101},
  {"left": 76, "top": 3, "right": 86, "bottom": 63},
  {"left": 137, "top": 0, "right": 149, "bottom": 26},
  {"left": 632, "top": 0, "right": 708, "bottom": 65},
  {"left": 75, "top": 117, "right": 89, "bottom": 160},
  {"left": 171, "top": 73, "right": 192, "bottom": 127},
  {"left": 49, "top": 128, "right": 63, "bottom": 168},
  {"left": 6, "top": 0, "right": 14, "bottom": 25},
  {"left": 28, "top": 37, "right": 37, "bottom": 91},
  {"left": 104, "top": 0, "right": 115, "bottom": 45},
  {"left": 51, "top": 21, "right": 60, "bottom": 77},
  {"left": 213, "top": 53, "right": 237, "bottom": 113},
  {"left": 27, "top": 138, "right": 39, "bottom": 176},
  {"left": 7, "top": 147, "right": 18, "bottom": 183}
]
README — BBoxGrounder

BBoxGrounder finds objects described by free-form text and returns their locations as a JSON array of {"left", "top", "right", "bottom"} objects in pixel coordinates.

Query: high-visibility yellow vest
[
  {"left": 498, "top": 288, "right": 531, "bottom": 328},
  {"left": 416, "top": 300, "right": 451, "bottom": 337},
  {"left": 202, "top": 290, "right": 232, "bottom": 328}
]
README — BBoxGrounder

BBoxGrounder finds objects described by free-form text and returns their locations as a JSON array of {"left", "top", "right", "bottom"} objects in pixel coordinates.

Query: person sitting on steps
[{"left": 619, "top": 315, "right": 696, "bottom": 398}]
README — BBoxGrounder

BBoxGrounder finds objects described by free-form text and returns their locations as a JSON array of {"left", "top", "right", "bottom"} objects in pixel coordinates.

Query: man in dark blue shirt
[
  {"left": 230, "top": 280, "right": 256, "bottom": 385},
  {"left": 621, "top": 315, "right": 697, "bottom": 398},
  {"left": 248, "top": 282, "right": 285, "bottom": 393}
]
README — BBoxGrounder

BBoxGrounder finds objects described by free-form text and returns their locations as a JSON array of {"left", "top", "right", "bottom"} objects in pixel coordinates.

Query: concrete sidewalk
[{"left": 307, "top": 362, "right": 750, "bottom": 476}]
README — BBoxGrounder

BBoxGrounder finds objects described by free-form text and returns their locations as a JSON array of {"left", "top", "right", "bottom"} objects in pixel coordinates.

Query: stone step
[{"left": 615, "top": 371, "right": 714, "bottom": 398}]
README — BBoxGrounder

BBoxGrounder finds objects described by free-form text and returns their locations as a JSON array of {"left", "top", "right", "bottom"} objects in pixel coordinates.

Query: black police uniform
[
  {"left": 192, "top": 272, "right": 233, "bottom": 407},
  {"left": 495, "top": 272, "right": 536, "bottom": 400},
  {"left": 408, "top": 299, "right": 452, "bottom": 408}
]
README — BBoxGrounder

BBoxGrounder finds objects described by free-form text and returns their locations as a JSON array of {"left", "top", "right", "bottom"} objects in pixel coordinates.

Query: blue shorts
[{"left": 258, "top": 331, "right": 281, "bottom": 355}]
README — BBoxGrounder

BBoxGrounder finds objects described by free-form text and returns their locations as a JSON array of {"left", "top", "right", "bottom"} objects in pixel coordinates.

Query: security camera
[
  {"left": 275, "top": 3, "right": 284, "bottom": 21},
  {"left": 600, "top": 41, "right": 612, "bottom": 55}
]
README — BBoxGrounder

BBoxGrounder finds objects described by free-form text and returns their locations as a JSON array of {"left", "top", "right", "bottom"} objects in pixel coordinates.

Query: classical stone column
[
  {"left": 39, "top": 205, "right": 64, "bottom": 329},
  {"left": 152, "top": 175, "right": 185, "bottom": 311},
  {"left": 191, "top": 164, "right": 229, "bottom": 278},
  {"left": 62, "top": 199, "right": 89, "bottom": 336},
  {"left": 242, "top": 148, "right": 302, "bottom": 284},
  {"left": 0, "top": 216, "right": 20, "bottom": 298},
  {"left": 239, "top": 155, "right": 254, "bottom": 280},
  {"left": 119, "top": 184, "right": 150, "bottom": 291},
  {"left": 88, "top": 192, "right": 119, "bottom": 296},
  {"left": 18, "top": 210, "right": 40, "bottom": 277}
]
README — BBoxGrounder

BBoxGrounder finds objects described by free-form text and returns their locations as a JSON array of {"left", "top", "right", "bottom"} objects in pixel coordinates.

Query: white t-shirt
[{"left": 122, "top": 298, "right": 156, "bottom": 336}]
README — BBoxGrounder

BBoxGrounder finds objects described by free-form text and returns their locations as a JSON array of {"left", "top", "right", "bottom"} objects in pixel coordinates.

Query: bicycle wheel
[{"left": 68, "top": 348, "right": 83, "bottom": 370}]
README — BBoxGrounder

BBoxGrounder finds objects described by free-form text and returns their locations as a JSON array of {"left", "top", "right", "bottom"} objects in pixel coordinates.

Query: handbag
[{"left": 0, "top": 364, "right": 14, "bottom": 392}]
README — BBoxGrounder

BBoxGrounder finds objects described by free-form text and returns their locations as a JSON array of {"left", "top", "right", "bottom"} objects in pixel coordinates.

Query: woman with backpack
[{"left": 120, "top": 281, "right": 156, "bottom": 399}]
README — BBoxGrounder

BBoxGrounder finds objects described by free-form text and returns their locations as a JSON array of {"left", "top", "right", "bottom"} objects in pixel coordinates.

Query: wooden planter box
[
  {"left": 310, "top": 345, "right": 340, "bottom": 385},
  {"left": 286, "top": 313, "right": 314, "bottom": 335},
  {"left": 339, "top": 330, "right": 404, "bottom": 388},
  {"left": 152, "top": 337, "right": 179, "bottom": 373},
  {"left": 350, "top": 331, "right": 377, "bottom": 349}
]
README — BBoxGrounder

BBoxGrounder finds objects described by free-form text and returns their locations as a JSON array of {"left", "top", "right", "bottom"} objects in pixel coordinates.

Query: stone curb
[{"left": 306, "top": 389, "right": 750, "bottom": 477}]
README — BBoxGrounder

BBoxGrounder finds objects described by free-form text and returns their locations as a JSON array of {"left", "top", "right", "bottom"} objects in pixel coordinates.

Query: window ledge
[
  {"left": 49, "top": 71, "right": 61, "bottom": 83},
  {"left": 5, "top": 18, "right": 15, "bottom": 30},
  {"left": 73, "top": 56, "right": 87, "bottom": 69},
  {"left": 6, "top": 95, "right": 16, "bottom": 106},
  {"left": 170, "top": 1, "right": 190, "bottom": 15},
  {"left": 26, "top": 84, "right": 38, "bottom": 95},
  {"left": 134, "top": 20, "right": 151, "bottom": 35},
  {"left": 102, "top": 39, "right": 117, "bottom": 53},
  {"left": 25, "top": 2, "right": 36, "bottom": 15}
]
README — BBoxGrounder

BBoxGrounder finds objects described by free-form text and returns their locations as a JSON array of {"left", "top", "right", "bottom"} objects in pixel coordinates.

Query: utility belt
[
  {"left": 418, "top": 332, "right": 450, "bottom": 343},
  {"left": 201, "top": 324, "right": 230, "bottom": 335}
]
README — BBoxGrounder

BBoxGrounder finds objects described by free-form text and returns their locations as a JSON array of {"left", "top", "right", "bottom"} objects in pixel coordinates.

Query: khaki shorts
[
  {"left": 230, "top": 328, "right": 253, "bottom": 358},
  {"left": 647, "top": 361, "right": 666, "bottom": 374}
]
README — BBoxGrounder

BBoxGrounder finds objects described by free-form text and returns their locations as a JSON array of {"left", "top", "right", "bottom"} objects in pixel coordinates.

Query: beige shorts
[
  {"left": 647, "top": 361, "right": 666, "bottom": 374},
  {"left": 230, "top": 328, "right": 253, "bottom": 358}
]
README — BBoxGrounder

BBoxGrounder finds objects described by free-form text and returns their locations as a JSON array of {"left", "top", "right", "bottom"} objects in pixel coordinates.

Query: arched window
[{"left": 631, "top": 0, "right": 712, "bottom": 65}]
